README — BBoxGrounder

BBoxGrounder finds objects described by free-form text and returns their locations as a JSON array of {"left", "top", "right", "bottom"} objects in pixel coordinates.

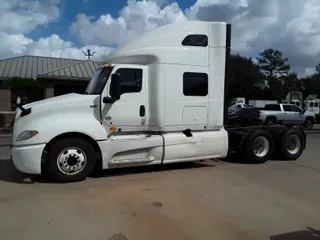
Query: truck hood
[
  {"left": 22, "top": 93, "right": 99, "bottom": 114},
  {"left": 304, "top": 110, "right": 316, "bottom": 116}
]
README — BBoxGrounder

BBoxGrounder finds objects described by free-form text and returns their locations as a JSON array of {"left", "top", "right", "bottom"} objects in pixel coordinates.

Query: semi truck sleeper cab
[{"left": 11, "top": 21, "right": 307, "bottom": 182}]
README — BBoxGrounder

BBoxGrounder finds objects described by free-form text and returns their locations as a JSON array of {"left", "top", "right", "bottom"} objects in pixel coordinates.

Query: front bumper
[{"left": 11, "top": 143, "right": 46, "bottom": 174}]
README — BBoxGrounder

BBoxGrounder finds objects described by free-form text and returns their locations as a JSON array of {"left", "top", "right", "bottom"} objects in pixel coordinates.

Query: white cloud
[
  {"left": 0, "top": 33, "right": 113, "bottom": 61},
  {"left": 0, "top": 0, "right": 112, "bottom": 61},
  {"left": 1, "top": 0, "right": 320, "bottom": 76},
  {"left": 0, "top": 0, "right": 60, "bottom": 34},
  {"left": 70, "top": 0, "right": 320, "bottom": 75},
  {"left": 71, "top": 0, "right": 187, "bottom": 46}
]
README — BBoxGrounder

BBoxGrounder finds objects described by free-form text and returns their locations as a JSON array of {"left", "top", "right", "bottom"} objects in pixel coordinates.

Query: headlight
[{"left": 16, "top": 130, "right": 38, "bottom": 141}]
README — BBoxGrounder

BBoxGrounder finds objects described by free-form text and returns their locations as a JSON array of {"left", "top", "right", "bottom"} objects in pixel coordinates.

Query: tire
[
  {"left": 47, "top": 138, "right": 96, "bottom": 183},
  {"left": 304, "top": 118, "right": 314, "bottom": 129},
  {"left": 242, "top": 129, "right": 275, "bottom": 164},
  {"left": 279, "top": 129, "right": 304, "bottom": 161},
  {"left": 265, "top": 118, "right": 276, "bottom": 126}
]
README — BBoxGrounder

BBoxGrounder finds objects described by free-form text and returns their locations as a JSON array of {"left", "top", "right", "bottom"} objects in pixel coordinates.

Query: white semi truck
[{"left": 11, "top": 21, "right": 307, "bottom": 182}]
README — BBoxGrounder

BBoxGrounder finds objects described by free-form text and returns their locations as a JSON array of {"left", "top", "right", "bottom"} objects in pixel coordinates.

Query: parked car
[{"left": 259, "top": 103, "right": 316, "bottom": 128}]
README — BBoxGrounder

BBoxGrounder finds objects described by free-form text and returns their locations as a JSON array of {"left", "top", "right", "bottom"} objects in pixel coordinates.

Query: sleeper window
[
  {"left": 183, "top": 72, "right": 208, "bottom": 96},
  {"left": 182, "top": 35, "right": 208, "bottom": 47}
]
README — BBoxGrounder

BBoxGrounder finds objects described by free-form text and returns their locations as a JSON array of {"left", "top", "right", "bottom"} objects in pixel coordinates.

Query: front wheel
[
  {"left": 304, "top": 119, "right": 314, "bottom": 129},
  {"left": 47, "top": 138, "right": 97, "bottom": 183}
]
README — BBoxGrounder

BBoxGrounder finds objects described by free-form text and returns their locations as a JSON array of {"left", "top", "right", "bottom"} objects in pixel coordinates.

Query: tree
[
  {"left": 3, "top": 77, "right": 43, "bottom": 109},
  {"left": 3, "top": 77, "right": 41, "bottom": 90},
  {"left": 281, "top": 72, "right": 303, "bottom": 94},
  {"left": 228, "top": 54, "right": 264, "bottom": 99},
  {"left": 257, "top": 49, "right": 291, "bottom": 78},
  {"left": 301, "top": 74, "right": 320, "bottom": 98},
  {"left": 316, "top": 63, "right": 320, "bottom": 75}
]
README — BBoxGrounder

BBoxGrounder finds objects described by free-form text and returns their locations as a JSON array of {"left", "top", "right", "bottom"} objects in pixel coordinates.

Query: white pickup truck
[
  {"left": 10, "top": 21, "right": 307, "bottom": 182},
  {"left": 259, "top": 103, "right": 316, "bottom": 128}
]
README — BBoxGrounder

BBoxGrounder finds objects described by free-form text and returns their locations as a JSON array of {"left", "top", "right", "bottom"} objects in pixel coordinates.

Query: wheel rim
[
  {"left": 57, "top": 147, "right": 87, "bottom": 175},
  {"left": 306, "top": 120, "right": 313, "bottom": 128},
  {"left": 286, "top": 135, "right": 301, "bottom": 155},
  {"left": 252, "top": 136, "right": 270, "bottom": 157}
]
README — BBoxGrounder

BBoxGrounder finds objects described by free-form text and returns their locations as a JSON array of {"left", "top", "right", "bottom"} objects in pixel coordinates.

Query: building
[
  {"left": 0, "top": 55, "right": 102, "bottom": 111},
  {"left": 0, "top": 55, "right": 102, "bottom": 127}
]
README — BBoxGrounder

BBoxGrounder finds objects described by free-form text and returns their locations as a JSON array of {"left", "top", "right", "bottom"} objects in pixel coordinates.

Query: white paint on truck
[
  {"left": 10, "top": 21, "right": 307, "bottom": 182},
  {"left": 11, "top": 21, "right": 229, "bottom": 178}
]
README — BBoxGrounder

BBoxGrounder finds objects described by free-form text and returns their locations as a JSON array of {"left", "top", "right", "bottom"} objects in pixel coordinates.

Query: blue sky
[
  {"left": 1, "top": 0, "right": 319, "bottom": 76},
  {"left": 26, "top": 0, "right": 196, "bottom": 47}
]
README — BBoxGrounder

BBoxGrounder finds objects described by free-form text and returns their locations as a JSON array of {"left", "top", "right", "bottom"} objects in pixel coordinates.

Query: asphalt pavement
[{"left": 0, "top": 134, "right": 319, "bottom": 239}]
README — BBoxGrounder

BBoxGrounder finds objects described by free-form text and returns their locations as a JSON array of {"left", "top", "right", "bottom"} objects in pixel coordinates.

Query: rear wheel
[
  {"left": 47, "top": 138, "right": 96, "bottom": 183},
  {"left": 242, "top": 129, "right": 275, "bottom": 164},
  {"left": 279, "top": 129, "right": 304, "bottom": 160}
]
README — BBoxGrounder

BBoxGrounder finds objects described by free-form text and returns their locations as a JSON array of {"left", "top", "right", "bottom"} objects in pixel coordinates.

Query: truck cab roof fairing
[{"left": 104, "top": 21, "right": 227, "bottom": 66}]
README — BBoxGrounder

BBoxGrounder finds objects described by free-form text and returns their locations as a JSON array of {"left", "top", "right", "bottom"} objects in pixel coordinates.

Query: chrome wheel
[
  {"left": 57, "top": 147, "right": 87, "bottom": 175},
  {"left": 286, "top": 135, "right": 301, "bottom": 155},
  {"left": 252, "top": 136, "right": 270, "bottom": 157}
]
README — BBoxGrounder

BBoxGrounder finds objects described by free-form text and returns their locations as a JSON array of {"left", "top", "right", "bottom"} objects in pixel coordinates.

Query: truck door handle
[{"left": 139, "top": 105, "right": 145, "bottom": 117}]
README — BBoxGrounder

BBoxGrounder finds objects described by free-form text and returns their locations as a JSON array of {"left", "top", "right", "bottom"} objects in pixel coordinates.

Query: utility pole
[{"left": 82, "top": 49, "right": 96, "bottom": 60}]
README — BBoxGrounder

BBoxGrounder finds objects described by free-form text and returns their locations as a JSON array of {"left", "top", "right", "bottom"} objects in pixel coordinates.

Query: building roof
[
  {"left": 0, "top": 55, "right": 103, "bottom": 81},
  {"left": 38, "top": 60, "right": 102, "bottom": 80}
]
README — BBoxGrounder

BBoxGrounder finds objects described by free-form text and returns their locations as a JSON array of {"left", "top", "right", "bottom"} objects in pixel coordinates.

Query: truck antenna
[{"left": 82, "top": 49, "right": 96, "bottom": 60}]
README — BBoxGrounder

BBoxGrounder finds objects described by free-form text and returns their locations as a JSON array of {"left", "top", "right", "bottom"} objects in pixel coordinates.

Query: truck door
[
  {"left": 100, "top": 65, "right": 147, "bottom": 132},
  {"left": 281, "top": 104, "right": 294, "bottom": 124},
  {"left": 99, "top": 65, "right": 164, "bottom": 167},
  {"left": 290, "top": 105, "right": 305, "bottom": 123}
]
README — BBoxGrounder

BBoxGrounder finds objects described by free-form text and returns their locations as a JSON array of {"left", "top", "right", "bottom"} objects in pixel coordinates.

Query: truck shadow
[
  {"left": 0, "top": 159, "right": 34, "bottom": 184},
  {"left": 270, "top": 227, "right": 320, "bottom": 240},
  {"left": 221, "top": 152, "right": 297, "bottom": 164},
  {"left": 90, "top": 160, "right": 216, "bottom": 179},
  {"left": 0, "top": 158, "right": 216, "bottom": 184}
]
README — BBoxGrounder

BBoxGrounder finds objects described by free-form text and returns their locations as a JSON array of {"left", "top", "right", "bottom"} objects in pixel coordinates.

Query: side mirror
[
  {"left": 16, "top": 96, "right": 21, "bottom": 106},
  {"left": 110, "top": 74, "right": 121, "bottom": 100},
  {"left": 103, "top": 74, "right": 121, "bottom": 103},
  {"left": 302, "top": 109, "right": 306, "bottom": 114}
]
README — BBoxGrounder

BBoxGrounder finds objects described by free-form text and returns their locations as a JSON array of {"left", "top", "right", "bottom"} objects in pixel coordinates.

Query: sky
[{"left": 1, "top": 0, "right": 320, "bottom": 77}]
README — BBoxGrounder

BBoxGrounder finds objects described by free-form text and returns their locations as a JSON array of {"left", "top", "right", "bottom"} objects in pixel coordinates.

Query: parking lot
[{"left": 0, "top": 134, "right": 320, "bottom": 240}]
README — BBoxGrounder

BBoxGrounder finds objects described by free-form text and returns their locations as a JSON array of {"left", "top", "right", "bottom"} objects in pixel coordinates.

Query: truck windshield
[{"left": 85, "top": 66, "right": 113, "bottom": 95}]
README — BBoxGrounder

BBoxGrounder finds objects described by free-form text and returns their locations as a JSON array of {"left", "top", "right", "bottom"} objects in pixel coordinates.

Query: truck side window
[
  {"left": 183, "top": 72, "right": 208, "bottom": 96},
  {"left": 291, "top": 105, "right": 301, "bottom": 112},
  {"left": 282, "top": 105, "right": 292, "bottom": 111},
  {"left": 115, "top": 68, "right": 142, "bottom": 94},
  {"left": 182, "top": 35, "right": 208, "bottom": 47}
]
